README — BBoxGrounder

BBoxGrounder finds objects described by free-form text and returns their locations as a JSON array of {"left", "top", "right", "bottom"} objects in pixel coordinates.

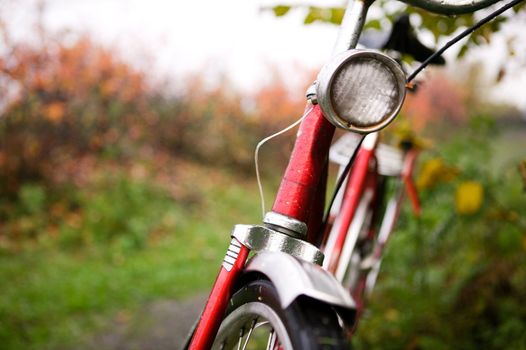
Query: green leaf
[
  {"left": 269, "top": 1, "right": 519, "bottom": 59},
  {"left": 302, "top": 6, "right": 345, "bottom": 25},
  {"left": 513, "top": 1, "right": 526, "bottom": 13},
  {"left": 272, "top": 5, "right": 290, "bottom": 17},
  {"left": 457, "top": 43, "right": 469, "bottom": 58},
  {"left": 401, "top": 54, "right": 415, "bottom": 65},
  {"left": 330, "top": 8, "right": 345, "bottom": 24},
  {"left": 304, "top": 10, "right": 317, "bottom": 24},
  {"left": 365, "top": 19, "right": 382, "bottom": 30}
]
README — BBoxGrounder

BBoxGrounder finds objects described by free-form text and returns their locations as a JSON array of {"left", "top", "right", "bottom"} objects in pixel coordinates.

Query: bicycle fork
[
  {"left": 188, "top": 238, "right": 250, "bottom": 350},
  {"left": 188, "top": 106, "right": 357, "bottom": 349}
]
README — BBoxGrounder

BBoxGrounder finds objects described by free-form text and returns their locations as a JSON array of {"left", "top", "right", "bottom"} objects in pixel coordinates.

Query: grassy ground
[
  {"left": 0, "top": 164, "right": 265, "bottom": 350},
  {"left": 1, "top": 123, "right": 523, "bottom": 349}
]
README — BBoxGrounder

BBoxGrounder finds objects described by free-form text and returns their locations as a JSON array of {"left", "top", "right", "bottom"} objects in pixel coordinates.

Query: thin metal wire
[
  {"left": 407, "top": 0, "right": 526, "bottom": 82},
  {"left": 255, "top": 106, "right": 314, "bottom": 219},
  {"left": 241, "top": 319, "right": 257, "bottom": 350},
  {"left": 236, "top": 327, "right": 244, "bottom": 350},
  {"left": 266, "top": 330, "right": 278, "bottom": 350}
]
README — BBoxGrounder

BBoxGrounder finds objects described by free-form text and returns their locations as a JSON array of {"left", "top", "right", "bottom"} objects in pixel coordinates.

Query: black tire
[{"left": 212, "top": 279, "right": 351, "bottom": 350}]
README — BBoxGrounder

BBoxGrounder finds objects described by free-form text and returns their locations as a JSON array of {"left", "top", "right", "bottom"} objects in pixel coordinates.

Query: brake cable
[{"left": 321, "top": 0, "right": 525, "bottom": 233}]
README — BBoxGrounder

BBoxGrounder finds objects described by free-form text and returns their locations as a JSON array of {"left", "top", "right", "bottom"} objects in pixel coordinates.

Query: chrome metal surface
[
  {"left": 305, "top": 83, "right": 318, "bottom": 104},
  {"left": 245, "top": 251, "right": 357, "bottom": 310},
  {"left": 263, "top": 211, "right": 308, "bottom": 238},
  {"left": 317, "top": 49, "right": 406, "bottom": 133},
  {"left": 231, "top": 224, "right": 323, "bottom": 265},
  {"left": 400, "top": 0, "right": 502, "bottom": 15},
  {"left": 333, "top": 0, "right": 372, "bottom": 55},
  {"left": 222, "top": 238, "right": 242, "bottom": 272}
]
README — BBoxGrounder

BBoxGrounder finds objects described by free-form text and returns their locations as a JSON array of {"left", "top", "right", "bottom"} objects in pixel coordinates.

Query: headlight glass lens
[
  {"left": 317, "top": 50, "right": 406, "bottom": 133},
  {"left": 331, "top": 58, "right": 401, "bottom": 127}
]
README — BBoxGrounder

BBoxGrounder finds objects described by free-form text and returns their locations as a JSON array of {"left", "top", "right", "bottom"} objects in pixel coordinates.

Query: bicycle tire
[{"left": 212, "top": 279, "right": 350, "bottom": 349}]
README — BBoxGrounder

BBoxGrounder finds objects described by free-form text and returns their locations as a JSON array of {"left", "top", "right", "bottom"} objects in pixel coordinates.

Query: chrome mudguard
[{"left": 244, "top": 251, "right": 356, "bottom": 311}]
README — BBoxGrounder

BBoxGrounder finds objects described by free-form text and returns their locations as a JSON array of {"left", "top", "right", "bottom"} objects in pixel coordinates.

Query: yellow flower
[
  {"left": 455, "top": 181, "right": 484, "bottom": 215},
  {"left": 417, "top": 157, "right": 458, "bottom": 189},
  {"left": 385, "top": 308, "right": 400, "bottom": 322}
]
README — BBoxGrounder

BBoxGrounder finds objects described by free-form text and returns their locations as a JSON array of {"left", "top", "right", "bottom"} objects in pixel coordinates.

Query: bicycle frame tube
[
  {"left": 271, "top": 105, "right": 335, "bottom": 230},
  {"left": 271, "top": 0, "right": 373, "bottom": 234},
  {"left": 188, "top": 238, "right": 250, "bottom": 350},
  {"left": 364, "top": 148, "right": 421, "bottom": 294},
  {"left": 189, "top": 1, "right": 373, "bottom": 347},
  {"left": 334, "top": 174, "right": 377, "bottom": 282},
  {"left": 327, "top": 145, "right": 420, "bottom": 324},
  {"left": 324, "top": 133, "right": 378, "bottom": 272}
]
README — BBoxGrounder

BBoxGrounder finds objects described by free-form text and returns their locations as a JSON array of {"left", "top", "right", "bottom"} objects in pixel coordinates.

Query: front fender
[{"left": 244, "top": 251, "right": 356, "bottom": 313}]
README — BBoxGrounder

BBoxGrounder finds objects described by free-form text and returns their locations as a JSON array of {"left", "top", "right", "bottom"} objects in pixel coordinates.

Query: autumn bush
[
  {"left": 0, "top": 37, "right": 148, "bottom": 193},
  {"left": 0, "top": 28, "right": 308, "bottom": 248},
  {"left": 1, "top": 12, "right": 525, "bottom": 350}
]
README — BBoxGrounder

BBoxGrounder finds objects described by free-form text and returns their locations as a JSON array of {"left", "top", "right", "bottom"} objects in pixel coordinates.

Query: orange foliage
[
  {"left": 0, "top": 24, "right": 318, "bottom": 196},
  {"left": 0, "top": 36, "right": 150, "bottom": 194},
  {"left": 44, "top": 102, "right": 65, "bottom": 123},
  {"left": 252, "top": 67, "right": 307, "bottom": 125},
  {"left": 1, "top": 37, "right": 146, "bottom": 113}
]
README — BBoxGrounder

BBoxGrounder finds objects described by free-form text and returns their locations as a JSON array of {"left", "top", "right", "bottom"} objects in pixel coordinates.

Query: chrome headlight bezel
[{"left": 316, "top": 49, "right": 407, "bottom": 134}]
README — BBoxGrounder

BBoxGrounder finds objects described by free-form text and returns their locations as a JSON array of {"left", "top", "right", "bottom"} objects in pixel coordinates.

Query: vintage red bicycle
[{"left": 185, "top": 0, "right": 521, "bottom": 348}]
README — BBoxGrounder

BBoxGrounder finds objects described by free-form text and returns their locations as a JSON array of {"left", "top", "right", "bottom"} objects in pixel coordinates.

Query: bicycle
[
  {"left": 321, "top": 131, "right": 421, "bottom": 320},
  {"left": 184, "top": 0, "right": 522, "bottom": 348}
]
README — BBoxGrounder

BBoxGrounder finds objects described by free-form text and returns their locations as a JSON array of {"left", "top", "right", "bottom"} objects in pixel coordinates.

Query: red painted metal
[
  {"left": 351, "top": 276, "right": 367, "bottom": 328},
  {"left": 189, "top": 241, "right": 250, "bottom": 350},
  {"left": 306, "top": 159, "right": 329, "bottom": 244},
  {"left": 402, "top": 150, "right": 421, "bottom": 217},
  {"left": 319, "top": 215, "right": 334, "bottom": 249},
  {"left": 271, "top": 104, "right": 335, "bottom": 226},
  {"left": 327, "top": 147, "right": 375, "bottom": 273},
  {"left": 190, "top": 104, "right": 337, "bottom": 347}
]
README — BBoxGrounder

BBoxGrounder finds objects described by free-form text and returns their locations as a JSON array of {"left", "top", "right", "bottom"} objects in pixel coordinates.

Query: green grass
[
  {"left": 0, "top": 166, "right": 265, "bottom": 349},
  {"left": 3, "top": 120, "right": 523, "bottom": 350}
]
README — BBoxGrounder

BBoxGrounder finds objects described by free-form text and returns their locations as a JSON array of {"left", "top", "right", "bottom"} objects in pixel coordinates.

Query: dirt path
[{"left": 79, "top": 294, "right": 206, "bottom": 350}]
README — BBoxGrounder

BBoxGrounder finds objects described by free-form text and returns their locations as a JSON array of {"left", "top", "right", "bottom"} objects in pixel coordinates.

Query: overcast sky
[
  {"left": 4, "top": 0, "right": 526, "bottom": 110},
  {"left": 38, "top": 0, "right": 340, "bottom": 92}
]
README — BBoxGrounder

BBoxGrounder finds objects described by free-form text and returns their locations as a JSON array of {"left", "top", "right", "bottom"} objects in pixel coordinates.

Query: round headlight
[{"left": 316, "top": 49, "right": 406, "bottom": 133}]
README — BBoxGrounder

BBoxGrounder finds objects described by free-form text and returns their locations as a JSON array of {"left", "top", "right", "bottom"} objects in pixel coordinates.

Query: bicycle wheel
[{"left": 212, "top": 279, "right": 350, "bottom": 349}]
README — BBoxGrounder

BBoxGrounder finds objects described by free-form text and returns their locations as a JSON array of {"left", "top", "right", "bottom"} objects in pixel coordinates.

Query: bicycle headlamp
[{"left": 316, "top": 49, "right": 406, "bottom": 133}]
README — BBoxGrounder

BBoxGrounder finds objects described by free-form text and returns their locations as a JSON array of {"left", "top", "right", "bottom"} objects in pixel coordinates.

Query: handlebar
[{"left": 400, "top": 0, "right": 503, "bottom": 15}]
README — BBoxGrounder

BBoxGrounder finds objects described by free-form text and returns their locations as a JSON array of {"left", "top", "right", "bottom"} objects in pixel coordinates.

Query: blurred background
[{"left": 1, "top": 0, "right": 525, "bottom": 349}]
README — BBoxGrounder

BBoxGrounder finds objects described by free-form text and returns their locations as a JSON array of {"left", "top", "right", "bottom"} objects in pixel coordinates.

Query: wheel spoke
[
  {"left": 236, "top": 327, "right": 244, "bottom": 350},
  {"left": 266, "top": 329, "right": 278, "bottom": 350},
  {"left": 255, "top": 320, "right": 269, "bottom": 329},
  {"left": 214, "top": 280, "right": 348, "bottom": 350},
  {"left": 239, "top": 318, "right": 256, "bottom": 350}
]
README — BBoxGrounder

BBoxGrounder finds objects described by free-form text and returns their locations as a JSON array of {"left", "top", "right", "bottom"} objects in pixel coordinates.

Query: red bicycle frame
[
  {"left": 189, "top": 107, "right": 422, "bottom": 348},
  {"left": 189, "top": 105, "right": 335, "bottom": 349},
  {"left": 184, "top": 0, "right": 509, "bottom": 344},
  {"left": 325, "top": 133, "right": 378, "bottom": 273},
  {"left": 188, "top": 0, "right": 424, "bottom": 345}
]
